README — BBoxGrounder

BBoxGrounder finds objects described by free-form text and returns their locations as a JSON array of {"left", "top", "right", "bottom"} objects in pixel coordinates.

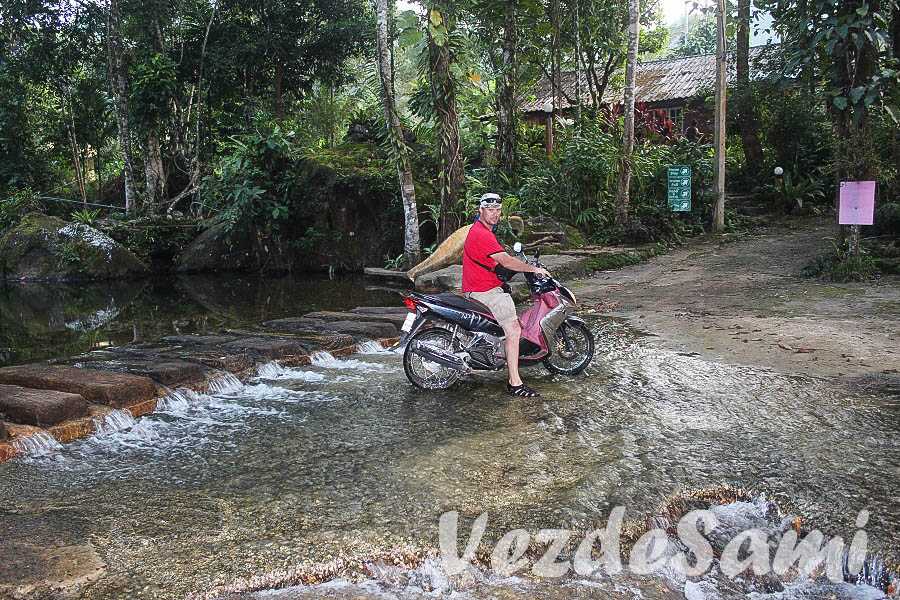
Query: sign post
[
  {"left": 838, "top": 181, "right": 876, "bottom": 256},
  {"left": 667, "top": 165, "right": 692, "bottom": 212}
]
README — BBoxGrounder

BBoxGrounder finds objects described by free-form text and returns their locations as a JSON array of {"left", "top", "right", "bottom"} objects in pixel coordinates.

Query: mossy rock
[{"left": 0, "top": 212, "right": 149, "bottom": 282}]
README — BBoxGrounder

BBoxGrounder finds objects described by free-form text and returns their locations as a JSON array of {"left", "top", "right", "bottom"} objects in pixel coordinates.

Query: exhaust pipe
[{"left": 409, "top": 341, "right": 469, "bottom": 372}]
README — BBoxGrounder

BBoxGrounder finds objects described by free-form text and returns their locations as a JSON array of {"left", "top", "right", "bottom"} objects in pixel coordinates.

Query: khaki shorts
[{"left": 466, "top": 287, "right": 518, "bottom": 327}]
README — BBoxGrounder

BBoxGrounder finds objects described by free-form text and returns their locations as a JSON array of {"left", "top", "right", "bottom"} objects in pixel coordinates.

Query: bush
[
  {"left": 873, "top": 202, "right": 900, "bottom": 237},
  {"left": 513, "top": 117, "right": 718, "bottom": 245},
  {"left": 802, "top": 241, "right": 877, "bottom": 282},
  {"left": 0, "top": 189, "right": 43, "bottom": 233},
  {"left": 202, "top": 122, "right": 403, "bottom": 271}
]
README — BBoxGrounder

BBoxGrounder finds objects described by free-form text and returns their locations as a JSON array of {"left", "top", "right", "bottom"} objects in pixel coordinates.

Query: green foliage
[
  {"left": 0, "top": 189, "right": 43, "bottom": 232},
  {"left": 802, "top": 240, "right": 877, "bottom": 282},
  {"left": 670, "top": 15, "right": 719, "bottom": 58},
  {"left": 873, "top": 202, "right": 900, "bottom": 237},
  {"left": 753, "top": 85, "right": 835, "bottom": 182},
  {"left": 101, "top": 216, "right": 203, "bottom": 268},
  {"left": 130, "top": 53, "right": 178, "bottom": 128},
  {"left": 203, "top": 121, "right": 402, "bottom": 270},
  {"left": 70, "top": 208, "right": 101, "bottom": 226},
  {"left": 512, "top": 117, "right": 717, "bottom": 244}
]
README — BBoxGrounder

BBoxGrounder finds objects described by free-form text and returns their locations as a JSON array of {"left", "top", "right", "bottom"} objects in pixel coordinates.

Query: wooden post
[
  {"left": 712, "top": 0, "right": 727, "bottom": 232},
  {"left": 545, "top": 112, "right": 554, "bottom": 156}
]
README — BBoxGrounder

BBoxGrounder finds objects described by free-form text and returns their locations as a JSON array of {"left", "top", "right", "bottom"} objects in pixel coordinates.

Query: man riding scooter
[{"left": 463, "top": 193, "right": 551, "bottom": 397}]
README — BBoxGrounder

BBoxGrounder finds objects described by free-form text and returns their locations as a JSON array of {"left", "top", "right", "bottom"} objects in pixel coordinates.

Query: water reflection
[{"left": 0, "top": 275, "right": 402, "bottom": 366}]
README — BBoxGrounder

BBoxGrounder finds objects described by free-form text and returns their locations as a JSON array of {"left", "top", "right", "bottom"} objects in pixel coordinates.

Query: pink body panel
[{"left": 519, "top": 291, "right": 560, "bottom": 354}]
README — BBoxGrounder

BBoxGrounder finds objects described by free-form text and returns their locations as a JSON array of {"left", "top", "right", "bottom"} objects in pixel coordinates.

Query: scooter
[{"left": 396, "top": 242, "right": 595, "bottom": 389}]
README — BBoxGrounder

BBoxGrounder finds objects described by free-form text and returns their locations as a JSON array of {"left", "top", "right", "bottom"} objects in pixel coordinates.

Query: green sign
[{"left": 667, "top": 165, "right": 692, "bottom": 212}]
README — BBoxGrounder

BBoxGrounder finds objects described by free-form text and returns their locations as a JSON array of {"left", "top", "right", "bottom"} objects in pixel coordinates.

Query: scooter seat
[{"left": 419, "top": 292, "right": 496, "bottom": 318}]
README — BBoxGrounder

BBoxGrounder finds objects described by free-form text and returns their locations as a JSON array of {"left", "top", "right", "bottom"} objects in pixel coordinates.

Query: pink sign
[{"left": 839, "top": 181, "right": 876, "bottom": 225}]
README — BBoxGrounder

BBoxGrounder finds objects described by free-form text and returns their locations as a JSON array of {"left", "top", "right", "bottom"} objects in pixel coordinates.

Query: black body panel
[{"left": 410, "top": 292, "right": 504, "bottom": 337}]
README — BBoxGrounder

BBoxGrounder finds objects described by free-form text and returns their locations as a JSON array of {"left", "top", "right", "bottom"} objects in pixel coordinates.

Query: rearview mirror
[{"left": 513, "top": 242, "right": 523, "bottom": 254}]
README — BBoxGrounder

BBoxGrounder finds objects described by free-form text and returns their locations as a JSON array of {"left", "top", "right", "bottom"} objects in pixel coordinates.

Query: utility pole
[
  {"left": 616, "top": 0, "right": 640, "bottom": 226},
  {"left": 712, "top": 0, "right": 727, "bottom": 232}
]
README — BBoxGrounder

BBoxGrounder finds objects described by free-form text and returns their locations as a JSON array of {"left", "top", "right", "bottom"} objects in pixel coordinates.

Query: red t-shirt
[{"left": 462, "top": 219, "right": 504, "bottom": 292}]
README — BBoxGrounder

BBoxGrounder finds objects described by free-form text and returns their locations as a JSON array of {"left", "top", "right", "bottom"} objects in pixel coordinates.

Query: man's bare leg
[{"left": 503, "top": 320, "right": 523, "bottom": 387}]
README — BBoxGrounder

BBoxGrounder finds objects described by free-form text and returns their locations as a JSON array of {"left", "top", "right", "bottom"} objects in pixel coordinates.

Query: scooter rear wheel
[
  {"left": 403, "top": 327, "right": 462, "bottom": 390},
  {"left": 543, "top": 320, "right": 594, "bottom": 375}
]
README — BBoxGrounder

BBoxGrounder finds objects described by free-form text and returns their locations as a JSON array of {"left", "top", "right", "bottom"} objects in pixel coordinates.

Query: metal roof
[{"left": 521, "top": 45, "right": 775, "bottom": 113}]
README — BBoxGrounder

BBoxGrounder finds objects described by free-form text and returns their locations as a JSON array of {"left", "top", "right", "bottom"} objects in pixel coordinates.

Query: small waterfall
[
  {"left": 256, "top": 362, "right": 325, "bottom": 382},
  {"left": 356, "top": 340, "right": 391, "bottom": 354},
  {"left": 208, "top": 373, "right": 243, "bottom": 394},
  {"left": 13, "top": 432, "right": 62, "bottom": 456},
  {"left": 309, "top": 351, "right": 340, "bottom": 366},
  {"left": 309, "top": 351, "right": 386, "bottom": 372},
  {"left": 92, "top": 409, "right": 137, "bottom": 435},
  {"left": 843, "top": 551, "right": 893, "bottom": 592},
  {"left": 157, "top": 388, "right": 200, "bottom": 413}
]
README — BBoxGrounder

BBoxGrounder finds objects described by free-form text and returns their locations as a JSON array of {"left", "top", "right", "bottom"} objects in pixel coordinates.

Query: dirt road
[{"left": 573, "top": 218, "right": 900, "bottom": 387}]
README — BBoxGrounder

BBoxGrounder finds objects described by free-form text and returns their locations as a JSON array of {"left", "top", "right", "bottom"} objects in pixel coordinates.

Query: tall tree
[
  {"left": 376, "top": 0, "right": 421, "bottom": 267},
  {"left": 106, "top": 0, "right": 139, "bottom": 214},
  {"left": 497, "top": 0, "right": 518, "bottom": 176},
  {"left": 759, "top": 0, "right": 897, "bottom": 249},
  {"left": 426, "top": 3, "right": 465, "bottom": 241},
  {"left": 712, "top": 0, "right": 727, "bottom": 232},
  {"left": 615, "top": 0, "right": 639, "bottom": 226},
  {"left": 735, "top": 0, "right": 764, "bottom": 175}
]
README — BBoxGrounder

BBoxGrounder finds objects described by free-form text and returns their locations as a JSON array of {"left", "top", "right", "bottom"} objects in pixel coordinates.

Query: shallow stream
[{"left": 1, "top": 318, "right": 897, "bottom": 598}]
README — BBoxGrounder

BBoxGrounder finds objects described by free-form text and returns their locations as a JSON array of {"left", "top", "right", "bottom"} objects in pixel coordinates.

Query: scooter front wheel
[
  {"left": 403, "top": 327, "right": 462, "bottom": 390},
  {"left": 543, "top": 320, "right": 594, "bottom": 375}
]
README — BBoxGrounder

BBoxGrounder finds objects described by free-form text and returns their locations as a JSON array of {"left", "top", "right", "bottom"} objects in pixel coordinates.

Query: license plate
[{"left": 401, "top": 313, "right": 416, "bottom": 332}]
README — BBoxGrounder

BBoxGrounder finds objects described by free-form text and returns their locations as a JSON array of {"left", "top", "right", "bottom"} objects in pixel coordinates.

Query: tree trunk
[
  {"left": 497, "top": 0, "right": 518, "bottom": 177},
  {"left": 583, "top": 49, "right": 598, "bottom": 108},
  {"left": 574, "top": 0, "right": 582, "bottom": 124},
  {"left": 712, "top": 0, "right": 727, "bottom": 232},
  {"left": 736, "top": 0, "right": 764, "bottom": 175},
  {"left": 376, "top": 0, "right": 421, "bottom": 267},
  {"left": 63, "top": 91, "right": 87, "bottom": 206},
  {"left": 547, "top": 0, "right": 562, "bottom": 155},
  {"left": 106, "top": 0, "right": 138, "bottom": 214},
  {"left": 144, "top": 130, "right": 165, "bottom": 211},
  {"left": 615, "top": 0, "right": 639, "bottom": 226},
  {"left": 275, "top": 61, "right": 284, "bottom": 121},
  {"left": 427, "top": 4, "right": 465, "bottom": 241}
]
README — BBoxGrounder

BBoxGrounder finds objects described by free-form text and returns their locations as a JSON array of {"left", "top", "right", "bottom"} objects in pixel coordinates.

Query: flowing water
[{"left": 1, "top": 317, "right": 898, "bottom": 598}]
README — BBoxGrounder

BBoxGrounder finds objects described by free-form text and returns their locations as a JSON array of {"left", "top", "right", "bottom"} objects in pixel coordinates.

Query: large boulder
[
  {"left": 175, "top": 221, "right": 280, "bottom": 274},
  {"left": 0, "top": 213, "right": 148, "bottom": 282}
]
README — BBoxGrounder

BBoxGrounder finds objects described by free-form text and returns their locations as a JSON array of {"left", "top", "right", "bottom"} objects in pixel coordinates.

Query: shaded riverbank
[{"left": 0, "top": 274, "right": 400, "bottom": 367}]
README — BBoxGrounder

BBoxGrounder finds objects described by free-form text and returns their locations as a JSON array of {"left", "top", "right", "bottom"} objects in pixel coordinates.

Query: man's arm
[{"left": 490, "top": 252, "right": 551, "bottom": 278}]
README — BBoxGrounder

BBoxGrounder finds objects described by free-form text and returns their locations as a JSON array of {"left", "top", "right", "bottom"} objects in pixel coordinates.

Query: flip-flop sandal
[{"left": 507, "top": 382, "right": 540, "bottom": 397}]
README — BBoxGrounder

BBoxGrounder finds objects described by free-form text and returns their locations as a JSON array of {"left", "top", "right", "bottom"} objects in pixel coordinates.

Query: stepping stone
[
  {"left": 160, "top": 335, "right": 238, "bottom": 346},
  {"left": 349, "top": 306, "right": 408, "bottom": 316},
  {"left": 79, "top": 359, "right": 207, "bottom": 387},
  {"left": 221, "top": 337, "right": 308, "bottom": 359},
  {"left": 263, "top": 318, "right": 396, "bottom": 339},
  {"left": 363, "top": 267, "right": 413, "bottom": 284},
  {"left": 0, "top": 364, "right": 157, "bottom": 408},
  {"left": 304, "top": 310, "right": 406, "bottom": 329},
  {"left": 0, "top": 384, "right": 89, "bottom": 426},
  {"left": 316, "top": 320, "right": 397, "bottom": 338}
]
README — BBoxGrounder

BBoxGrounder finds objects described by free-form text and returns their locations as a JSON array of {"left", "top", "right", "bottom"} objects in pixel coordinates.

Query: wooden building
[{"left": 521, "top": 46, "right": 774, "bottom": 147}]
